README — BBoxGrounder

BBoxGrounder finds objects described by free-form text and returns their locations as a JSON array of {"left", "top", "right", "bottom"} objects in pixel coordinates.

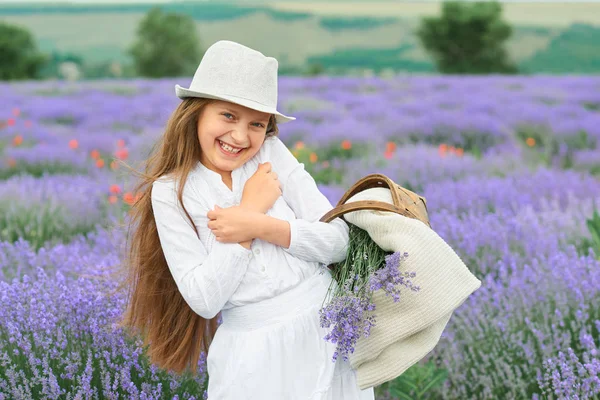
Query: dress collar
[{"left": 193, "top": 160, "right": 245, "bottom": 202}]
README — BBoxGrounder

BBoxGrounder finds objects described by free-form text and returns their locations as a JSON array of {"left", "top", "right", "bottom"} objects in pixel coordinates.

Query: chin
[{"left": 214, "top": 158, "right": 238, "bottom": 171}]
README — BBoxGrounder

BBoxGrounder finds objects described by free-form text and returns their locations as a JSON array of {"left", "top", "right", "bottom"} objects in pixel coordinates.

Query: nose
[{"left": 230, "top": 126, "right": 249, "bottom": 146}]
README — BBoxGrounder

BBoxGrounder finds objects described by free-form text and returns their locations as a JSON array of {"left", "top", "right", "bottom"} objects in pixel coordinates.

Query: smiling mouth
[{"left": 217, "top": 139, "right": 246, "bottom": 155}]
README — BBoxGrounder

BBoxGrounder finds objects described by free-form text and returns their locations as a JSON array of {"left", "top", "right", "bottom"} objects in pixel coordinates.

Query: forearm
[
  {"left": 254, "top": 214, "right": 291, "bottom": 248},
  {"left": 177, "top": 242, "right": 252, "bottom": 319},
  {"left": 243, "top": 205, "right": 348, "bottom": 264},
  {"left": 238, "top": 201, "right": 290, "bottom": 248},
  {"left": 238, "top": 200, "right": 260, "bottom": 249},
  {"left": 283, "top": 218, "right": 349, "bottom": 264}
]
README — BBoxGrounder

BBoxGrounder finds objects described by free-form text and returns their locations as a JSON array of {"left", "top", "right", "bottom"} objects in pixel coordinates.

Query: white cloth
[
  {"left": 211, "top": 270, "right": 374, "bottom": 399},
  {"left": 344, "top": 187, "right": 482, "bottom": 389},
  {"left": 151, "top": 136, "right": 374, "bottom": 399}
]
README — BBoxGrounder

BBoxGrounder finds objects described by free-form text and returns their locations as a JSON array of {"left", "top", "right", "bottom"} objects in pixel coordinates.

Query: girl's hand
[
  {"left": 241, "top": 162, "right": 281, "bottom": 214},
  {"left": 207, "top": 205, "right": 260, "bottom": 244}
]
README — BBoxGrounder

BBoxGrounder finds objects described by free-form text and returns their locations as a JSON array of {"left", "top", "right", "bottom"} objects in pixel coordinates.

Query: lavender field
[{"left": 1, "top": 75, "right": 599, "bottom": 399}]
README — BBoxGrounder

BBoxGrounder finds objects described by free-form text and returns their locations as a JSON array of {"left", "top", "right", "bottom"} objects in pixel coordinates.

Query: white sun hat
[{"left": 175, "top": 40, "right": 296, "bottom": 124}]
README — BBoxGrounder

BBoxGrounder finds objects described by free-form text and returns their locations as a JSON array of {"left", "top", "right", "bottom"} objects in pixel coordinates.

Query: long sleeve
[
  {"left": 151, "top": 178, "right": 253, "bottom": 319},
  {"left": 266, "top": 137, "right": 350, "bottom": 265}
]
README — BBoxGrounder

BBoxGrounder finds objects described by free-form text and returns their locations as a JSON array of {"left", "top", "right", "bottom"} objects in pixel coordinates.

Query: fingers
[
  {"left": 207, "top": 205, "right": 221, "bottom": 220},
  {"left": 258, "top": 163, "right": 280, "bottom": 180},
  {"left": 260, "top": 162, "right": 272, "bottom": 173}
]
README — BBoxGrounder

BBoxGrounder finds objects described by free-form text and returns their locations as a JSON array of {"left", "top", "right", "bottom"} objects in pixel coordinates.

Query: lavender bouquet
[{"left": 319, "top": 224, "right": 421, "bottom": 363}]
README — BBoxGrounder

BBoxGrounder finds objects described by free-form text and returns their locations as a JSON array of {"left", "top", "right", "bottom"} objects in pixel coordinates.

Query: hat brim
[{"left": 175, "top": 84, "right": 296, "bottom": 124}]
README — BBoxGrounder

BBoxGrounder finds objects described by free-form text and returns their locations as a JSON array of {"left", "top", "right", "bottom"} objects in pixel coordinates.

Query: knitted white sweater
[{"left": 342, "top": 187, "right": 482, "bottom": 389}]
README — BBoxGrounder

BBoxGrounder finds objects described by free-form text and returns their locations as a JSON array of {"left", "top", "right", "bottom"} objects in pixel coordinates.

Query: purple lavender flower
[
  {"left": 368, "top": 251, "right": 420, "bottom": 302},
  {"left": 2, "top": 74, "right": 600, "bottom": 399},
  {"left": 319, "top": 279, "right": 376, "bottom": 362},
  {"left": 539, "top": 347, "right": 600, "bottom": 399},
  {"left": 0, "top": 235, "right": 209, "bottom": 399}
]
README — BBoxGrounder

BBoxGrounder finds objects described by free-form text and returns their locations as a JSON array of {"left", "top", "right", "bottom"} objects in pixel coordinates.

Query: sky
[
  {"left": 0, "top": 0, "right": 186, "bottom": 3},
  {"left": 1, "top": 0, "right": 599, "bottom": 3},
  {"left": 0, "top": 0, "right": 176, "bottom": 3}
]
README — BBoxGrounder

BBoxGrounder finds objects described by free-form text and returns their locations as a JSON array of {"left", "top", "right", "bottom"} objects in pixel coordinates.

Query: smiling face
[{"left": 197, "top": 100, "right": 271, "bottom": 181}]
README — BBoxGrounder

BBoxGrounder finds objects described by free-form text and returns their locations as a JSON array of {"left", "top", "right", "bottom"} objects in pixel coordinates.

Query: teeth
[{"left": 219, "top": 140, "right": 242, "bottom": 154}]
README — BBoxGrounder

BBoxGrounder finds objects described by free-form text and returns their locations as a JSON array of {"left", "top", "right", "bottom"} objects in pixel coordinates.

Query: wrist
[
  {"left": 235, "top": 205, "right": 265, "bottom": 241},
  {"left": 253, "top": 214, "right": 291, "bottom": 248},
  {"left": 252, "top": 212, "right": 268, "bottom": 240},
  {"left": 239, "top": 199, "right": 266, "bottom": 214}
]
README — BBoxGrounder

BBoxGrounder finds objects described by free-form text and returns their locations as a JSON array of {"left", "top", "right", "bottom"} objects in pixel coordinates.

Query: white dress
[{"left": 151, "top": 136, "right": 375, "bottom": 400}]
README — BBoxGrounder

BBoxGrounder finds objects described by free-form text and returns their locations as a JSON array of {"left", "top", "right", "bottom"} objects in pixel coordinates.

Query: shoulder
[
  {"left": 152, "top": 171, "right": 203, "bottom": 206},
  {"left": 263, "top": 135, "right": 287, "bottom": 152},
  {"left": 260, "top": 135, "right": 294, "bottom": 161},
  {"left": 152, "top": 172, "right": 180, "bottom": 192},
  {"left": 151, "top": 176, "right": 178, "bottom": 207}
]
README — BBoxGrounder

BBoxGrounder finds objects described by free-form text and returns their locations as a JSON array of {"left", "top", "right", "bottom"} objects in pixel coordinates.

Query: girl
[{"left": 119, "top": 40, "right": 375, "bottom": 399}]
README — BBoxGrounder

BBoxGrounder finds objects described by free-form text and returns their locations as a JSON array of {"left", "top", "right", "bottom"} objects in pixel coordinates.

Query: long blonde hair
[{"left": 113, "top": 97, "right": 279, "bottom": 375}]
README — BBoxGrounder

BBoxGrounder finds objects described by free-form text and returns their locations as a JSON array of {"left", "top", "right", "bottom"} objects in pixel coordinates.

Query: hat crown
[{"left": 188, "top": 40, "right": 279, "bottom": 107}]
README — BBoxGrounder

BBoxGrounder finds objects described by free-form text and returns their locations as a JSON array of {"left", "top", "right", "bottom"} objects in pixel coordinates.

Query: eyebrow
[{"left": 221, "top": 107, "right": 270, "bottom": 123}]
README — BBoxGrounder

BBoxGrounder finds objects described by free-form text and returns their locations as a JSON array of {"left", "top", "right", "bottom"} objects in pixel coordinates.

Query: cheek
[
  {"left": 198, "top": 134, "right": 212, "bottom": 149},
  {"left": 250, "top": 137, "right": 266, "bottom": 152},
  {"left": 198, "top": 128, "right": 220, "bottom": 145},
  {"left": 198, "top": 120, "right": 225, "bottom": 140}
]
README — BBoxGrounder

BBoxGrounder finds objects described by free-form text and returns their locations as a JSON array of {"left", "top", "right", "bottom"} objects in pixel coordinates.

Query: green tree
[
  {"left": 129, "top": 6, "right": 203, "bottom": 78},
  {"left": 416, "top": 1, "right": 517, "bottom": 74},
  {"left": 0, "top": 22, "right": 48, "bottom": 80}
]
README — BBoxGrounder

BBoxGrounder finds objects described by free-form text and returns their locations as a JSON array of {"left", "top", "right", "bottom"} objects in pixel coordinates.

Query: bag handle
[
  {"left": 319, "top": 173, "right": 430, "bottom": 227},
  {"left": 335, "top": 173, "right": 401, "bottom": 208},
  {"left": 319, "top": 200, "right": 404, "bottom": 223}
]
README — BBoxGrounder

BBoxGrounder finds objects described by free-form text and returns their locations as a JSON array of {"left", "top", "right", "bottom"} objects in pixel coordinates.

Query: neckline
[{"left": 194, "top": 160, "right": 244, "bottom": 195}]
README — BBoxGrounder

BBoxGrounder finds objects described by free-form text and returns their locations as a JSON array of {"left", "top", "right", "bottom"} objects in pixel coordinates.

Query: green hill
[
  {"left": 0, "top": 2, "right": 598, "bottom": 76},
  {"left": 520, "top": 23, "right": 600, "bottom": 74}
]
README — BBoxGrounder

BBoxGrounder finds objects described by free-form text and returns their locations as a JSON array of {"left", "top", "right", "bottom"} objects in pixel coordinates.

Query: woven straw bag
[{"left": 319, "top": 173, "right": 481, "bottom": 389}]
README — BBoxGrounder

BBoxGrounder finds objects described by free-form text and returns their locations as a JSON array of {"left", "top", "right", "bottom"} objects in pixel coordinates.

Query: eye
[{"left": 222, "top": 112, "right": 265, "bottom": 128}]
